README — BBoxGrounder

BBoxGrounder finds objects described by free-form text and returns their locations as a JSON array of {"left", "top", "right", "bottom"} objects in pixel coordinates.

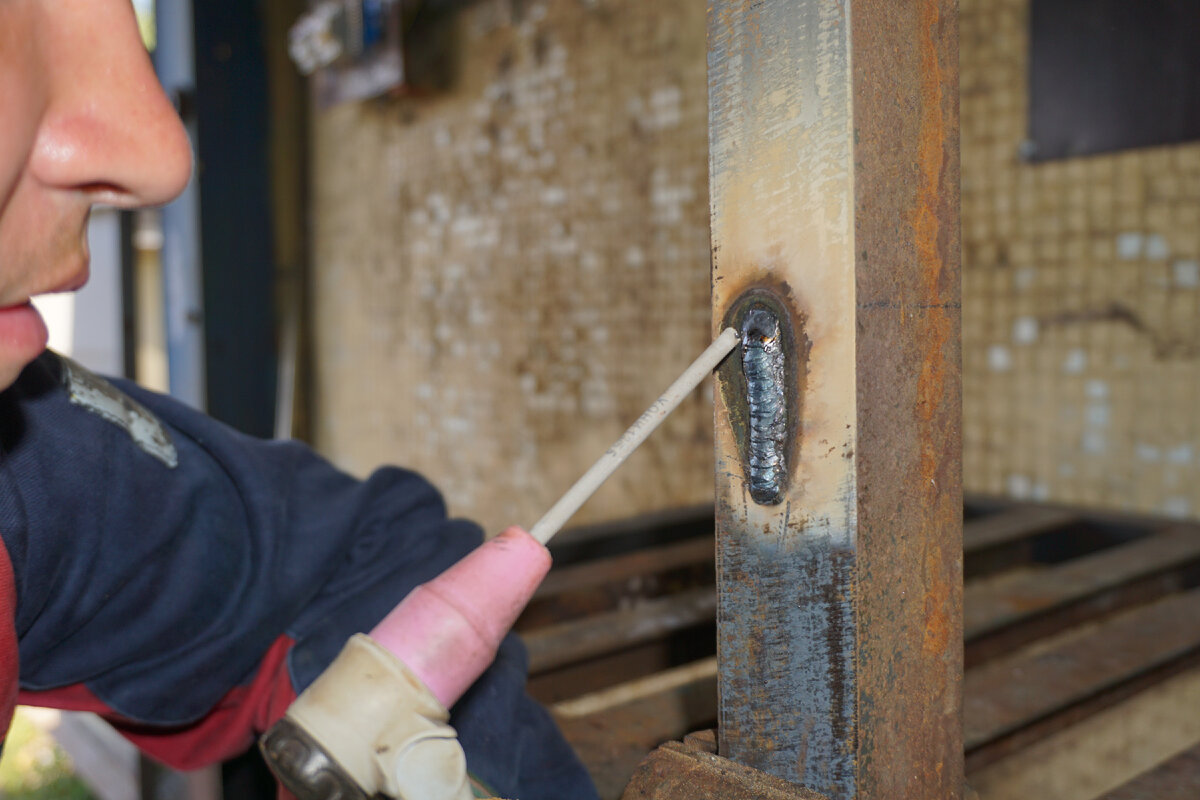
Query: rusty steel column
[{"left": 709, "top": 2, "right": 961, "bottom": 800}]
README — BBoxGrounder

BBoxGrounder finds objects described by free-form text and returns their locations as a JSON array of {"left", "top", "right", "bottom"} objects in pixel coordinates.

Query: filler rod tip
[{"left": 529, "top": 327, "right": 740, "bottom": 544}]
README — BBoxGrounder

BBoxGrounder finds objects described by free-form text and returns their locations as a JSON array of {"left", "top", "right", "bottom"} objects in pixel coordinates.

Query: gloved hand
[
  {"left": 261, "top": 527, "right": 553, "bottom": 800},
  {"left": 263, "top": 634, "right": 473, "bottom": 800}
]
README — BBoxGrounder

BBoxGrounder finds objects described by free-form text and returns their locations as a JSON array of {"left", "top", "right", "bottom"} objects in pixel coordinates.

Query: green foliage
[{"left": 0, "top": 711, "right": 95, "bottom": 800}]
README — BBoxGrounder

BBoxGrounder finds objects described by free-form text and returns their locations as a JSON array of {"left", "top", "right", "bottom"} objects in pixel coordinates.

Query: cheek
[
  {"left": 0, "top": 10, "right": 48, "bottom": 289},
  {"left": 0, "top": 178, "right": 42, "bottom": 293},
  {"left": 0, "top": 96, "right": 39, "bottom": 220},
  {"left": 0, "top": 10, "right": 43, "bottom": 204},
  {"left": 0, "top": 138, "right": 45, "bottom": 302},
  {"left": 0, "top": 177, "right": 86, "bottom": 282}
]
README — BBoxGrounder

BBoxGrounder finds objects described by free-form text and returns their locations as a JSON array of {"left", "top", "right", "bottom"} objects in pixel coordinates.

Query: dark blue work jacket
[{"left": 0, "top": 351, "right": 596, "bottom": 800}]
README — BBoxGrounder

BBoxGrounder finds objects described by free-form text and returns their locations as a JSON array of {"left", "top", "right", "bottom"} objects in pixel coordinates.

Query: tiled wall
[
  {"left": 310, "top": 0, "right": 713, "bottom": 534},
  {"left": 961, "top": 0, "right": 1200, "bottom": 517}
]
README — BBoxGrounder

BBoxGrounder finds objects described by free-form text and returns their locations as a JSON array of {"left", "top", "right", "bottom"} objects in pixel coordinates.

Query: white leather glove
[{"left": 271, "top": 634, "right": 474, "bottom": 800}]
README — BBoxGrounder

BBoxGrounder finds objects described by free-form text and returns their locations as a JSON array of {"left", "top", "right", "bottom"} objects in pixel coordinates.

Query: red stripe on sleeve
[
  {"left": 0, "top": 543, "right": 18, "bottom": 743},
  {"left": 19, "top": 635, "right": 299, "bottom": 771}
]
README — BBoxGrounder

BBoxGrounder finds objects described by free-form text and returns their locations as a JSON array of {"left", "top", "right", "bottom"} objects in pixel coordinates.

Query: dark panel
[
  {"left": 221, "top": 747, "right": 279, "bottom": 800},
  {"left": 1029, "top": 0, "right": 1200, "bottom": 160},
  {"left": 193, "top": 0, "right": 277, "bottom": 437},
  {"left": 120, "top": 211, "right": 137, "bottom": 380}
]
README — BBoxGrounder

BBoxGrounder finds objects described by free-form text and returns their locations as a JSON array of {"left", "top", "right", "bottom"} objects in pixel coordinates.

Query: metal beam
[{"left": 708, "top": 2, "right": 961, "bottom": 799}]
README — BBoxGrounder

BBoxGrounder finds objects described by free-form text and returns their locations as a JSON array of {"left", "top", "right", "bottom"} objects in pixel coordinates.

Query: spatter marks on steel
[{"left": 718, "top": 288, "right": 808, "bottom": 506}]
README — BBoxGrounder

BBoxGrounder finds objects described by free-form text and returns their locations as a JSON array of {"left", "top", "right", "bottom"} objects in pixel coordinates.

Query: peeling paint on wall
[{"left": 310, "top": 0, "right": 711, "bottom": 533}]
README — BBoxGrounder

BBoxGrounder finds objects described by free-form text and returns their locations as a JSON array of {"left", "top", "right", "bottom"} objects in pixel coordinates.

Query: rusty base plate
[{"left": 620, "top": 732, "right": 828, "bottom": 800}]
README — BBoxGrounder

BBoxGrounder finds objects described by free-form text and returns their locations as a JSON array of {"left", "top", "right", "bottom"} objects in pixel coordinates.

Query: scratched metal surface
[
  {"left": 709, "top": 0, "right": 859, "bottom": 793},
  {"left": 709, "top": 1, "right": 961, "bottom": 798}
]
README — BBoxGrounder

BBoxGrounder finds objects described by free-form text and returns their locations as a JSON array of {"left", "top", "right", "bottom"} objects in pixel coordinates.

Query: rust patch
[
  {"left": 913, "top": 0, "right": 954, "bottom": 484},
  {"left": 911, "top": 0, "right": 960, "bottom": 705},
  {"left": 922, "top": 545, "right": 953, "bottom": 655},
  {"left": 622, "top": 740, "right": 830, "bottom": 799}
]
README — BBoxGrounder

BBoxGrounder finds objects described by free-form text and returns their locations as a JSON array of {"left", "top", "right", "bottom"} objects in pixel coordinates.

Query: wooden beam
[
  {"left": 967, "top": 668, "right": 1200, "bottom": 800},
  {"left": 965, "top": 589, "right": 1200, "bottom": 762},
  {"left": 1100, "top": 740, "right": 1200, "bottom": 800},
  {"left": 965, "top": 524, "right": 1200, "bottom": 664},
  {"left": 523, "top": 588, "right": 715, "bottom": 673},
  {"left": 964, "top": 505, "right": 1081, "bottom": 553},
  {"left": 554, "top": 662, "right": 719, "bottom": 800},
  {"left": 533, "top": 538, "right": 713, "bottom": 601}
]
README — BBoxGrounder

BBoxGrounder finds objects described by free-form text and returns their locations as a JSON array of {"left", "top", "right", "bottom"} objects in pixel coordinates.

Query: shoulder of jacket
[{"left": 51, "top": 352, "right": 178, "bottom": 469}]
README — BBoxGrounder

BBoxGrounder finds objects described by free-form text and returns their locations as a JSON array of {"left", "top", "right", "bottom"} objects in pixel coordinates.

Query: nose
[{"left": 28, "top": 0, "right": 194, "bottom": 208}]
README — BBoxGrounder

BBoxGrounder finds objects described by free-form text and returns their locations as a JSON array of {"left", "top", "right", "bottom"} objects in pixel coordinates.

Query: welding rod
[{"left": 528, "top": 326, "right": 740, "bottom": 544}]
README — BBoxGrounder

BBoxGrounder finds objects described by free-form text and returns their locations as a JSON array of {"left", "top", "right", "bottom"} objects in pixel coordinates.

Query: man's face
[{"left": 0, "top": 0, "right": 192, "bottom": 390}]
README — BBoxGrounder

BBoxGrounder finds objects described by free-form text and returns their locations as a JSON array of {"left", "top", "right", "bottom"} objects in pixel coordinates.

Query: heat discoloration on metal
[{"left": 709, "top": 0, "right": 961, "bottom": 798}]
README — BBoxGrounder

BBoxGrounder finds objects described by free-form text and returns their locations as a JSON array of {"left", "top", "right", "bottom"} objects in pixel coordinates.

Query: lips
[{"left": 0, "top": 301, "right": 49, "bottom": 358}]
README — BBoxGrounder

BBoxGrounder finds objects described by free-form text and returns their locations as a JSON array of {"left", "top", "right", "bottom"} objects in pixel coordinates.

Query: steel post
[{"left": 709, "top": 2, "right": 961, "bottom": 799}]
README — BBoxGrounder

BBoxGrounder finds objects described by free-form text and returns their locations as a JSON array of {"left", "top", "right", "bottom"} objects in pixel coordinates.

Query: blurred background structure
[{"left": 22, "top": 0, "right": 1200, "bottom": 799}]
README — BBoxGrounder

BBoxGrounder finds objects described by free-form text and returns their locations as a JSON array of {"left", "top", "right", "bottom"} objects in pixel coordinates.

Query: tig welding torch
[{"left": 259, "top": 329, "right": 740, "bottom": 800}]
